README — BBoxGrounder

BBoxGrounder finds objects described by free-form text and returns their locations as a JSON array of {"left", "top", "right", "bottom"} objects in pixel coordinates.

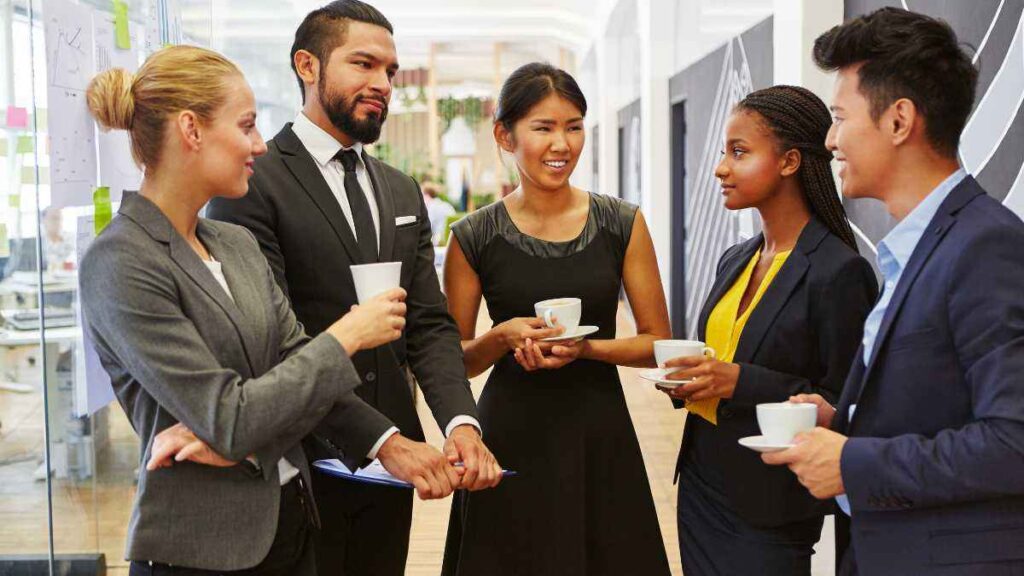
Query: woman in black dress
[{"left": 440, "top": 63, "right": 673, "bottom": 576}]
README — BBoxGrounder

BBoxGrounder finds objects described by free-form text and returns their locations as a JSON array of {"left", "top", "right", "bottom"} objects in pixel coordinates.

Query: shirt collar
[
  {"left": 291, "top": 112, "right": 364, "bottom": 168},
  {"left": 877, "top": 167, "right": 967, "bottom": 276}
]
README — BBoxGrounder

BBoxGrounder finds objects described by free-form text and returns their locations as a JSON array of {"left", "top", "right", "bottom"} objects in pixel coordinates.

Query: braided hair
[{"left": 735, "top": 85, "right": 858, "bottom": 252}]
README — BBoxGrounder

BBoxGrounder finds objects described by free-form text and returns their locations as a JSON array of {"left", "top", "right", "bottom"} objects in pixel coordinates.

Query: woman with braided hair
[{"left": 659, "top": 85, "right": 878, "bottom": 575}]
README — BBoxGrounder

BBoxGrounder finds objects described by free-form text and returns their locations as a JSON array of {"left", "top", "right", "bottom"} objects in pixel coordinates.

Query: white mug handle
[
  {"left": 543, "top": 309, "right": 558, "bottom": 328},
  {"left": 702, "top": 346, "right": 716, "bottom": 359}
]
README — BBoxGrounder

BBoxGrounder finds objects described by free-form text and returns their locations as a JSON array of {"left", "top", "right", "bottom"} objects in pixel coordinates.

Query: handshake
[{"left": 147, "top": 287, "right": 504, "bottom": 500}]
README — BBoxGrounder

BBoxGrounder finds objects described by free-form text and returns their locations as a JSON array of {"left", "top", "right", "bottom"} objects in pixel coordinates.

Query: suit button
[
  {"left": 366, "top": 371, "right": 376, "bottom": 382},
  {"left": 719, "top": 407, "right": 733, "bottom": 419}
]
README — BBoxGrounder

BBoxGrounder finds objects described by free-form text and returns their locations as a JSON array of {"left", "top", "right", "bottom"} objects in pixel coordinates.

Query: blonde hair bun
[{"left": 86, "top": 68, "right": 135, "bottom": 131}]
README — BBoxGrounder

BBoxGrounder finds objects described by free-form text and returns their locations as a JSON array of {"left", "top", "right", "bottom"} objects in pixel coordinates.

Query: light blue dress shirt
[{"left": 837, "top": 168, "right": 967, "bottom": 516}]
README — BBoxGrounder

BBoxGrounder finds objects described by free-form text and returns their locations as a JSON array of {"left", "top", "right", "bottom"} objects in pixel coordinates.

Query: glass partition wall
[{"left": 0, "top": 1, "right": 210, "bottom": 573}]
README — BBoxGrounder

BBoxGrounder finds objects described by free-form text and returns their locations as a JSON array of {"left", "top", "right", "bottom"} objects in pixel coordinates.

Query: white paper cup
[
  {"left": 654, "top": 339, "right": 716, "bottom": 367},
  {"left": 350, "top": 262, "right": 402, "bottom": 304},
  {"left": 534, "top": 297, "right": 582, "bottom": 334},
  {"left": 756, "top": 402, "right": 817, "bottom": 444}
]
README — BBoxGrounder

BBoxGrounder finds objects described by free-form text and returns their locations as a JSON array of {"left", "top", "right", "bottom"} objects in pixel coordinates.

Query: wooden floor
[{"left": 0, "top": 303, "right": 835, "bottom": 575}]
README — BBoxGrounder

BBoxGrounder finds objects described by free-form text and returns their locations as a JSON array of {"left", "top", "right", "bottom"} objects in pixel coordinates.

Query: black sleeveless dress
[{"left": 441, "top": 193, "right": 671, "bottom": 576}]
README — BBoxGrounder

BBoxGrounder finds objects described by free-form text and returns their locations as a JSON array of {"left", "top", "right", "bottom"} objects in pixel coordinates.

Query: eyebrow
[
  {"left": 350, "top": 50, "right": 400, "bottom": 72},
  {"left": 725, "top": 138, "right": 748, "bottom": 146},
  {"left": 530, "top": 117, "right": 585, "bottom": 124},
  {"left": 829, "top": 105, "right": 845, "bottom": 113},
  {"left": 240, "top": 112, "right": 257, "bottom": 121}
]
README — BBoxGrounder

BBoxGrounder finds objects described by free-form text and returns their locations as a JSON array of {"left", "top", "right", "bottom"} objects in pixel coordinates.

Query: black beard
[{"left": 319, "top": 80, "right": 387, "bottom": 144}]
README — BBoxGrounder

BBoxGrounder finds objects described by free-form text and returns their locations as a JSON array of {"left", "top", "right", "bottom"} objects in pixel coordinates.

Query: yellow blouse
[{"left": 687, "top": 248, "right": 791, "bottom": 425}]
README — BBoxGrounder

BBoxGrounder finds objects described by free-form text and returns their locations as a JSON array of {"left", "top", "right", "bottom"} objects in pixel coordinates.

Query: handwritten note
[{"left": 43, "top": 0, "right": 97, "bottom": 207}]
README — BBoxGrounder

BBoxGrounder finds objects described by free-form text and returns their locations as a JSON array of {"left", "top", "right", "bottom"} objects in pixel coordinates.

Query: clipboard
[{"left": 314, "top": 458, "right": 517, "bottom": 489}]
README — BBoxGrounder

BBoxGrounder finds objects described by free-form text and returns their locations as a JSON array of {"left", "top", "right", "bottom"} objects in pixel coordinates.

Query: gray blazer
[{"left": 80, "top": 193, "right": 361, "bottom": 571}]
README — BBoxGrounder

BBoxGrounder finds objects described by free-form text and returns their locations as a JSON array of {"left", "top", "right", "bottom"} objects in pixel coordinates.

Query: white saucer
[
  {"left": 738, "top": 435, "right": 795, "bottom": 453},
  {"left": 539, "top": 325, "right": 599, "bottom": 342},
  {"left": 638, "top": 368, "right": 692, "bottom": 388}
]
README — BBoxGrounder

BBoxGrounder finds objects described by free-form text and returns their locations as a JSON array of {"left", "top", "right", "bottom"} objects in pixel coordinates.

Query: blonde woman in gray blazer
[{"left": 81, "top": 46, "right": 422, "bottom": 576}]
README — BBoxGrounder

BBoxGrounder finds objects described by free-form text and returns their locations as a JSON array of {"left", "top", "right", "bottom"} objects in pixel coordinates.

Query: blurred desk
[
  {"left": 0, "top": 322, "right": 99, "bottom": 480},
  {"left": 0, "top": 271, "right": 77, "bottom": 309}
]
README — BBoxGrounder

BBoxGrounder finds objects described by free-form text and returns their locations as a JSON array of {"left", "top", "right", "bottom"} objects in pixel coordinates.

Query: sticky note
[
  {"left": 0, "top": 139, "right": 7, "bottom": 157},
  {"left": 8, "top": 194, "right": 20, "bottom": 209},
  {"left": 16, "top": 135, "right": 33, "bottom": 154},
  {"left": 113, "top": 0, "right": 131, "bottom": 49},
  {"left": 0, "top": 224, "right": 9, "bottom": 258},
  {"left": 94, "top": 187, "right": 113, "bottom": 234},
  {"left": 6, "top": 106, "right": 28, "bottom": 128}
]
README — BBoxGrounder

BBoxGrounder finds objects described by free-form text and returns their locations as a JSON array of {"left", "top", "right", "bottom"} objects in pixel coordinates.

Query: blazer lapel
[
  {"left": 363, "top": 152, "right": 397, "bottom": 263},
  {"left": 275, "top": 124, "right": 363, "bottom": 265},
  {"left": 170, "top": 234, "right": 258, "bottom": 374},
  {"left": 201, "top": 224, "right": 266, "bottom": 371},
  {"left": 835, "top": 352, "right": 866, "bottom": 434},
  {"left": 732, "top": 219, "right": 826, "bottom": 363},
  {"left": 118, "top": 195, "right": 259, "bottom": 376},
  {"left": 854, "top": 178, "right": 983, "bottom": 405},
  {"left": 696, "top": 235, "right": 762, "bottom": 341}
]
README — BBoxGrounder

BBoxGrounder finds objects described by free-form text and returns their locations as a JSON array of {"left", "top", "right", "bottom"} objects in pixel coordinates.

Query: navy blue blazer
[
  {"left": 677, "top": 217, "right": 877, "bottom": 527},
  {"left": 836, "top": 176, "right": 1024, "bottom": 574}
]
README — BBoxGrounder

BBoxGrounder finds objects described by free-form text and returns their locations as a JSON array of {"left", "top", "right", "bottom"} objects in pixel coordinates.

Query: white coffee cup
[
  {"left": 654, "top": 339, "right": 716, "bottom": 367},
  {"left": 350, "top": 262, "right": 402, "bottom": 304},
  {"left": 756, "top": 402, "right": 817, "bottom": 444},
  {"left": 534, "top": 297, "right": 582, "bottom": 334}
]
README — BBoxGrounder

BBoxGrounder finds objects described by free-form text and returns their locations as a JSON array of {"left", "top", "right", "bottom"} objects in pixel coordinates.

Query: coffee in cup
[
  {"left": 534, "top": 297, "right": 582, "bottom": 334},
  {"left": 756, "top": 402, "right": 817, "bottom": 444},
  {"left": 654, "top": 340, "right": 716, "bottom": 367}
]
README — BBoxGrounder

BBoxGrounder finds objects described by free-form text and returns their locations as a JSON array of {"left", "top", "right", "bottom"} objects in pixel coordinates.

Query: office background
[{"left": 1, "top": 1, "right": 1022, "bottom": 574}]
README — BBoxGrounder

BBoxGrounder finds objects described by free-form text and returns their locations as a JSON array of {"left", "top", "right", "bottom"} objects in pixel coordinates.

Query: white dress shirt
[
  {"left": 203, "top": 257, "right": 300, "bottom": 486},
  {"left": 291, "top": 113, "right": 480, "bottom": 456}
]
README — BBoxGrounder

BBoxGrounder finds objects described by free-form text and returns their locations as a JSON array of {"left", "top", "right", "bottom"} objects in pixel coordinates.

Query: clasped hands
[
  {"left": 147, "top": 423, "right": 502, "bottom": 501},
  {"left": 499, "top": 317, "right": 585, "bottom": 372}
]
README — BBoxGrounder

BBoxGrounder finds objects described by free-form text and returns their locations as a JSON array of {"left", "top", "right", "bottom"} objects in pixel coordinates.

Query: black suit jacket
[
  {"left": 676, "top": 217, "right": 878, "bottom": 527},
  {"left": 207, "top": 123, "right": 478, "bottom": 470}
]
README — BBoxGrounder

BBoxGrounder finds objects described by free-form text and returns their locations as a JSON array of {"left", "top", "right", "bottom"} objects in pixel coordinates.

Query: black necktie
[{"left": 336, "top": 149, "right": 378, "bottom": 263}]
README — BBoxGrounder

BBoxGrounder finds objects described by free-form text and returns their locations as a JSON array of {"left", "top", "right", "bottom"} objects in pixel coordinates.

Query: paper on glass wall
[
  {"left": 145, "top": 0, "right": 183, "bottom": 55},
  {"left": 74, "top": 214, "right": 114, "bottom": 417},
  {"left": 43, "top": 0, "right": 97, "bottom": 208}
]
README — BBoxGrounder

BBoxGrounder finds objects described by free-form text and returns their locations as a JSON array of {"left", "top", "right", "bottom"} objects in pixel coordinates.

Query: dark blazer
[
  {"left": 677, "top": 217, "right": 878, "bottom": 527},
  {"left": 207, "top": 124, "right": 478, "bottom": 470},
  {"left": 834, "top": 176, "right": 1024, "bottom": 575},
  {"left": 80, "top": 194, "right": 361, "bottom": 570}
]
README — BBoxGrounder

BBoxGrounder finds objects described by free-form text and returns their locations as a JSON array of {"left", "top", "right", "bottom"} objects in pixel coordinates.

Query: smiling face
[
  {"left": 714, "top": 109, "right": 796, "bottom": 211},
  {"left": 194, "top": 75, "right": 267, "bottom": 199},
  {"left": 826, "top": 65, "right": 894, "bottom": 201},
  {"left": 316, "top": 21, "right": 397, "bottom": 144},
  {"left": 497, "top": 93, "right": 585, "bottom": 192}
]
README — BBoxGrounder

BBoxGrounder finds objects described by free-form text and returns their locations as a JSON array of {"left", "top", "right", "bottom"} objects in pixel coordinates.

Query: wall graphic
[
  {"left": 845, "top": 0, "right": 1024, "bottom": 246},
  {"left": 668, "top": 18, "right": 773, "bottom": 337}
]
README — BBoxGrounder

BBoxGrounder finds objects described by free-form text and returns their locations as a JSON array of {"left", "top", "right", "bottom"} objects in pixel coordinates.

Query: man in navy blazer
[{"left": 764, "top": 8, "right": 1024, "bottom": 575}]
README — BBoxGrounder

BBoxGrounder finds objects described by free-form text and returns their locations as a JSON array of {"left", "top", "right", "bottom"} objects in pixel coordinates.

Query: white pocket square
[{"left": 395, "top": 215, "right": 418, "bottom": 226}]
